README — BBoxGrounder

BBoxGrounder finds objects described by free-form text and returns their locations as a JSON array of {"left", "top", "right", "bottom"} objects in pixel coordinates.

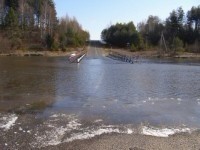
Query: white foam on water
[
  {"left": 0, "top": 114, "right": 18, "bottom": 131},
  {"left": 142, "top": 126, "right": 191, "bottom": 137}
]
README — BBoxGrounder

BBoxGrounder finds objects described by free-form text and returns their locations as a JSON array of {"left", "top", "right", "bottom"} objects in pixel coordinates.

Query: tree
[
  {"left": 187, "top": 5, "right": 200, "bottom": 31},
  {"left": 101, "top": 22, "right": 143, "bottom": 49},
  {"left": 137, "top": 16, "right": 164, "bottom": 47},
  {"left": 55, "top": 15, "right": 90, "bottom": 50},
  {"left": 4, "top": 7, "right": 18, "bottom": 28},
  {"left": 165, "top": 7, "right": 185, "bottom": 42},
  {"left": 5, "top": 0, "right": 19, "bottom": 11},
  {"left": 173, "top": 37, "right": 183, "bottom": 54}
]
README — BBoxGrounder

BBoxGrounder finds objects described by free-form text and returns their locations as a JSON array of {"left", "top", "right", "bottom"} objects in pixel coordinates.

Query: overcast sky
[{"left": 54, "top": 0, "right": 199, "bottom": 40}]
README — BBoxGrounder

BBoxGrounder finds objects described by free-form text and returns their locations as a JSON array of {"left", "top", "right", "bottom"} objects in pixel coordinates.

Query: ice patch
[
  {"left": 36, "top": 126, "right": 69, "bottom": 146},
  {"left": 65, "top": 126, "right": 134, "bottom": 142},
  {"left": 0, "top": 114, "right": 18, "bottom": 131},
  {"left": 32, "top": 113, "right": 134, "bottom": 148},
  {"left": 94, "top": 119, "right": 103, "bottom": 123},
  {"left": 50, "top": 113, "right": 68, "bottom": 118},
  {"left": 67, "top": 119, "right": 82, "bottom": 129},
  {"left": 177, "top": 98, "right": 182, "bottom": 102},
  {"left": 65, "top": 127, "right": 120, "bottom": 142},
  {"left": 32, "top": 117, "right": 81, "bottom": 148},
  {"left": 127, "top": 128, "right": 133, "bottom": 134},
  {"left": 19, "top": 127, "right": 23, "bottom": 131},
  {"left": 142, "top": 126, "right": 191, "bottom": 137}
]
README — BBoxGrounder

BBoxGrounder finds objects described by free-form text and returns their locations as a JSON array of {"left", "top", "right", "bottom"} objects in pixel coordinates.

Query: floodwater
[{"left": 0, "top": 47, "right": 200, "bottom": 148}]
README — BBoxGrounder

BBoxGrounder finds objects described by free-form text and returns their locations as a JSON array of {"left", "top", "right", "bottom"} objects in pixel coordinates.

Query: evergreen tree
[
  {"left": 4, "top": 7, "right": 18, "bottom": 28},
  {"left": 5, "top": 0, "right": 19, "bottom": 11}
]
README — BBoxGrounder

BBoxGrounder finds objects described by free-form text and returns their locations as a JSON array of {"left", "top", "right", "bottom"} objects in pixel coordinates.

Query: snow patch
[
  {"left": 0, "top": 114, "right": 18, "bottom": 131},
  {"left": 142, "top": 126, "right": 191, "bottom": 137}
]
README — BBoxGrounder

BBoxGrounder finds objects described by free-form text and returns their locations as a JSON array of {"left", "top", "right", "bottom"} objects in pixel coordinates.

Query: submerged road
[
  {"left": 0, "top": 48, "right": 200, "bottom": 149},
  {"left": 86, "top": 46, "right": 107, "bottom": 58}
]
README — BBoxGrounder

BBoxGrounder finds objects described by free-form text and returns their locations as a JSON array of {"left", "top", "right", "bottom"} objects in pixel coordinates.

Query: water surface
[{"left": 0, "top": 48, "right": 200, "bottom": 148}]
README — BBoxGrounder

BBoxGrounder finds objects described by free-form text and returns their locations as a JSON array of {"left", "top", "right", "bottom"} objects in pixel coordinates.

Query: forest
[
  {"left": 0, "top": 0, "right": 90, "bottom": 52},
  {"left": 0, "top": 1, "right": 199, "bottom": 54},
  {"left": 101, "top": 6, "right": 200, "bottom": 54}
]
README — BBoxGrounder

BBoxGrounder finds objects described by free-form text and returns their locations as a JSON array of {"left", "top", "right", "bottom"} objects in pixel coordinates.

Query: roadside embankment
[
  {"left": 106, "top": 49, "right": 159, "bottom": 63},
  {"left": 107, "top": 48, "right": 200, "bottom": 59},
  {"left": 0, "top": 48, "right": 86, "bottom": 57}
]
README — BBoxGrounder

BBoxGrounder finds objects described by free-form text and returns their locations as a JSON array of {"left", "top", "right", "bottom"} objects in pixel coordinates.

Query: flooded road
[{"left": 0, "top": 47, "right": 200, "bottom": 149}]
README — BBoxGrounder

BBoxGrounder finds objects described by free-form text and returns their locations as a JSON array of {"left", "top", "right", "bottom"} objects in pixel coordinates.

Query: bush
[
  {"left": 173, "top": 37, "right": 184, "bottom": 52},
  {"left": 130, "top": 44, "right": 137, "bottom": 52}
]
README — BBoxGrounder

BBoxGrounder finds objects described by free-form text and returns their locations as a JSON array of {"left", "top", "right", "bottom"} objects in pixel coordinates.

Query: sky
[{"left": 54, "top": 0, "right": 199, "bottom": 40}]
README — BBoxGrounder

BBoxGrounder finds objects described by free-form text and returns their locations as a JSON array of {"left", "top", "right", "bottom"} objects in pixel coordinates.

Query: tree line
[
  {"left": 101, "top": 5, "right": 200, "bottom": 53},
  {"left": 101, "top": 22, "right": 143, "bottom": 51},
  {"left": 0, "top": 0, "right": 89, "bottom": 52}
]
